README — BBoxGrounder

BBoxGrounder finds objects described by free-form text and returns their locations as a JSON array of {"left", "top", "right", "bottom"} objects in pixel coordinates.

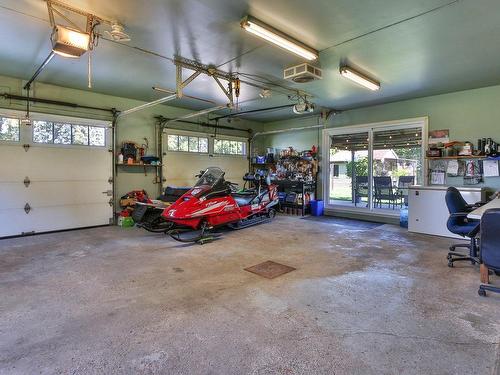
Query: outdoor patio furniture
[
  {"left": 354, "top": 176, "right": 368, "bottom": 206},
  {"left": 397, "top": 176, "right": 415, "bottom": 207},
  {"left": 373, "top": 176, "right": 398, "bottom": 209}
]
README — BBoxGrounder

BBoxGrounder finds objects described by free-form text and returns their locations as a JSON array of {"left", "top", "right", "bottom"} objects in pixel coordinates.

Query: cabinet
[{"left": 408, "top": 185, "right": 486, "bottom": 238}]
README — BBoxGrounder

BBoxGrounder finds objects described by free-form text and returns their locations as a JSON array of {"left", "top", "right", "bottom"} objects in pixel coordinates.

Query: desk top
[{"left": 468, "top": 197, "right": 500, "bottom": 220}]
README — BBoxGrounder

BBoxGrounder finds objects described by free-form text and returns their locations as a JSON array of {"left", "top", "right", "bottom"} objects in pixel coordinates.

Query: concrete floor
[{"left": 1, "top": 216, "right": 499, "bottom": 375}]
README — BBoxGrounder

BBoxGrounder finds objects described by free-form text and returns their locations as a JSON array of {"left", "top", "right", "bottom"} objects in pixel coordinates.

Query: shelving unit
[
  {"left": 273, "top": 180, "right": 316, "bottom": 216},
  {"left": 115, "top": 163, "right": 162, "bottom": 167},
  {"left": 115, "top": 163, "right": 162, "bottom": 178},
  {"left": 426, "top": 155, "right": 484, "bottom": 160}
]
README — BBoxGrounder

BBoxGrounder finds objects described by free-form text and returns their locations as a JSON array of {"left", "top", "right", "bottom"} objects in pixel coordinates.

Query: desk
[{"left": 467, "top": 197, "right": 500, "bottom": 220}]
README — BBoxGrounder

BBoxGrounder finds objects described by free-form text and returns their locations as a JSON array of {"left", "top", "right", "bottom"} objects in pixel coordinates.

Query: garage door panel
[
  {"left": 0, "top": 181, "right": 111, "bottom": 209},
  {"left": 0, "top": 146, "right": 110, "bottom": 181},
  {"left": 0, "top": 203, "right": 111, "bottom": 237},
  {"left": 0, "top": 120, "right": 112, "bottom": 238}
]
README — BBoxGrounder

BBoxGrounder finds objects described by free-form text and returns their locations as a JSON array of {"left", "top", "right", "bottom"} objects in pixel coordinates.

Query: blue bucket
[
  {"left": 400, "top": 208, "right": 408, "bottom": 228},
  {"left": 310, "top": 200, "right": 324, "bottom": 216}
]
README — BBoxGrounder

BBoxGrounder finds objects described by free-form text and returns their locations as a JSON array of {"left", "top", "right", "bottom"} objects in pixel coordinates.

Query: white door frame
[{"left": 322, "top": 116, "right": 428, "bottom": 218}]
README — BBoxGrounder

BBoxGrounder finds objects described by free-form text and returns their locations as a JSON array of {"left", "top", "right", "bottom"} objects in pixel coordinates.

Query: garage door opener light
[
  {"left": 241, "top": 16, "right": 318, "bottom": 61},
  {"left": 51, "top": 25, "right": 90, "bottom": 58},
  {"left": 340, "top": 66, "right": 380, "bottom": 91}
]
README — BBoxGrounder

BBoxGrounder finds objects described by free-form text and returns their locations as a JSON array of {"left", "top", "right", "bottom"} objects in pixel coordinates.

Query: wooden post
[{"left": 480, "top": 264, "right": 490, "bottom": 284}]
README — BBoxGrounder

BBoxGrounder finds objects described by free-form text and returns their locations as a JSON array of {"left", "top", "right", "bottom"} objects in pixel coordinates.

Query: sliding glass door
[
  {"left": 329, "top": 131, "right": 369, "bottom": 207},
  {"left": 324, "top": 118, "right": 427, "bottom": 216},
  {"left": 372, "top": 127, "right": 423, "bottom": 212}
]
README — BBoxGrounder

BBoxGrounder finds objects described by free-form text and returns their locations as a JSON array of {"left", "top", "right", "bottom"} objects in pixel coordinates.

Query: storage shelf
[
  {"left": 116, "top": 163, "right": 162, "bottom": 167},
  {"left": 426, "top": 155, "right": 484, "bottom": 160}
]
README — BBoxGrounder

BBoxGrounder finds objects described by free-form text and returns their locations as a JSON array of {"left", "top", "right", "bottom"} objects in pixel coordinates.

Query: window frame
[
  {"left": 32, "top": 120, "right": 107, "bottom": 148},
  {"left": 0, "top": 115, "right": 21, "bottom": 144},
  {"left": 25, "top": 112, "right": 110, "bottom": 149},
  {"left": 166, "top": 133, "right": 210, "bottom": 154},
  {"left": 212, "top": 137, "right": 247, "bottom": 157}
]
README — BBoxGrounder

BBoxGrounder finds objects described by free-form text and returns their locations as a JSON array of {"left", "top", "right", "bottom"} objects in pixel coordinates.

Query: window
[
  {"left": 214, "top": 139, "right": 246, "bottom": 155},
  {"left": 167, "top": 134, "right": 208, "bottom": 153},
  {"left": 0, "top": 116, "right": 20, "bottom": 142},
  {"left": 32, "top": 121, "right": 106, "bottom": 146}
]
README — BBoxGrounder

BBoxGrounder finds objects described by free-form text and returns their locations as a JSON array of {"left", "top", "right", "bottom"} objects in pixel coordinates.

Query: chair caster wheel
[
  {"left": 448, "top": 261, "right": 454, "bottom": 268},
  {"left": 478, "top": 288, "right": 486, "bottom": 297},
  {"left": 447, "top": 254, "right": 452, "bottom": 260}
]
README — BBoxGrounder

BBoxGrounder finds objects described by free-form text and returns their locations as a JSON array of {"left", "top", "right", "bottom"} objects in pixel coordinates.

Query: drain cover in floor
[{"left": 244, "top": 260, "right": 296, "bottom": 279}]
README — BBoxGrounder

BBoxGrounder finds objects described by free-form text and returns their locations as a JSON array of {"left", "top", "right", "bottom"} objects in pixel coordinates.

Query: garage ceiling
[{"left": 1, "top": 0, "right": 500, "bottom": 121}]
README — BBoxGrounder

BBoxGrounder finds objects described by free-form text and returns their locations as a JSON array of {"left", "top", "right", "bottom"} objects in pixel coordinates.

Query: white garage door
[
  {"left": 0, "top": 111, "right": 113, "bottom": 238},
  {"left": 162, "top": 130, "right": 249, "bottom": 187}
]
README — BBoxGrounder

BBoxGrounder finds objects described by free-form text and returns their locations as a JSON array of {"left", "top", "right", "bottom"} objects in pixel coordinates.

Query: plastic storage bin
[
  {"left": 400, "top": 208, "right": 408, "bottom": 228},
  {"left": 310, "top": 200, "right": 324, "bottom": 216}
]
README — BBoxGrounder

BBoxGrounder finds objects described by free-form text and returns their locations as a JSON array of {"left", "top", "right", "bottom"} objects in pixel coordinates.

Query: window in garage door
[
  {"left": 0, "top": 111, "right": 113, "bottom": 238},
  {"left": 0, "top": 116, "right": 20, "bottom": 141}
]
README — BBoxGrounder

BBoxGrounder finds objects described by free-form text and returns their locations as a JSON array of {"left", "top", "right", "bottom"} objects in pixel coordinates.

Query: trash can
[{"left": 310, "top": 200, "right": 324, "bottom": 216}]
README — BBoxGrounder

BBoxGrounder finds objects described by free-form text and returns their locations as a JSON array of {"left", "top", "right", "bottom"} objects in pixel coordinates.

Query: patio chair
[
  {"left": 397, "top": 176, "right": 415, "bottom": 207},
  {"left": 354, "top": 176, "right": 368, "bottom": 206},
  {"left": 373, "top": 176, "right": 398, "bottom": 209}
]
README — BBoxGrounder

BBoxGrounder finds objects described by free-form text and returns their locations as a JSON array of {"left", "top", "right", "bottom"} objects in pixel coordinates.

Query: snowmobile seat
[{"left": 232, "top": 193, "right": 255, "bottom": 206}]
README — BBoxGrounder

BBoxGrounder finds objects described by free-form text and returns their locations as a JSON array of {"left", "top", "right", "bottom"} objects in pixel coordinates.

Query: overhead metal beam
[
  {"left": 173, "top": 55, "right": 237, "bottom": 107},
  {"left": 212, "top": 104, "right": 294, "bottom": 121},
  {"left": 118, "top": 94, "right": 177, "bottom": 117},
  {"left": 212, "top": 76, "right": 233, "bottom": 104},
  {"left": 174, "top": 56, "right": 235, "bottom": 82},
  {"left": 156, "top": 116, "right": 251, "bottom": 133},
  {"left": 1, "top": 93, "right": 116, "bottom": 113},
  {"left": 166, "top": 105, "right": 228, "bottom": 124},
  {"left": 23, "top": 51, "right": 55, "bottom": 90},
  {"left": 152, "top": 86, "right": 216, "bottom": 105}
]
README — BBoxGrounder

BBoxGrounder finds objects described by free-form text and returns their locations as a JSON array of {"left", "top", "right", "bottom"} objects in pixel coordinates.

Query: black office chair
[
  {"left": 478, "top": 208, "right": 500, "bottom": 297},
  {"left": 445, "top": 187, "right": 481, "bottom": 267}
]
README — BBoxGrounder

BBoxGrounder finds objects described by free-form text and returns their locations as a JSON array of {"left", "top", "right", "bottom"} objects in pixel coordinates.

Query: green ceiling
[{"left": 0, "top": 0, "right": 499, "bottom": 121}]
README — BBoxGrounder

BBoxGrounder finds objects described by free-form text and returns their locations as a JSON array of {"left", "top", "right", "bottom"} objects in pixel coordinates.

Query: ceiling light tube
[
  {"left": 340, "top": 66, "right": 380, "bottom": 91},
  {"left": 241, "top": 16, "right": 318, "bottom": 61}
]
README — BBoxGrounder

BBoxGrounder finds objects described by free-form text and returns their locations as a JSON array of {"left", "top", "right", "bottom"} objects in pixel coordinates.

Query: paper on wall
[
  {"left": 446, "top": 160, "right": 459, "bottom": 176},
  {"left": 483, "top": 159, "right": 500, "bottom": 177},
  {"left": 431, "top": 171, "right": 446, "bottom": 185}
]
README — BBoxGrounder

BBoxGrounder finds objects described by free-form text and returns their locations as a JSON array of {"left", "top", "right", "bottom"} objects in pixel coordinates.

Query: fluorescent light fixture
[
  {"left": 51, "top": 25, "right": 90, "bottom": 58},
  {"left": 340, "top": 66, "right": 380, "bottom": 91},
  {"left": 241, "top": 16, "right": 318, "bottom": 61}
]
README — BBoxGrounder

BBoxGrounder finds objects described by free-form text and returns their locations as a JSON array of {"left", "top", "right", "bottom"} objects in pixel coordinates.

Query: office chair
[
  {"left": 445, "top": 187, "right": 481, "bottom": 267},
  {"left": 478, "top": 208, "right": 500, "bottom": 297}
]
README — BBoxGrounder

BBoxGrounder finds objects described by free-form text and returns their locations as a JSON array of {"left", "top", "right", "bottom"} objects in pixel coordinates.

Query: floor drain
[{"left": 244, "top": 260, "right": 296, "bottom": 279}]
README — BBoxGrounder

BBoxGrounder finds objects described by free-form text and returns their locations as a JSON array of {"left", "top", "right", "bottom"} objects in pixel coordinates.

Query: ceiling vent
[{"left": 284, "top": 63, "right": 322, "bottom": 83}]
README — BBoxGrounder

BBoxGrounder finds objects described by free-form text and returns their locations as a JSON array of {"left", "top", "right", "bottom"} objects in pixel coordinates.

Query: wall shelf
[
  {"left": 426, "top": 156, "right": 484, "bottom": 160},
  {"left": 116, "top": 163, "right": 162, "bottom": 167}
]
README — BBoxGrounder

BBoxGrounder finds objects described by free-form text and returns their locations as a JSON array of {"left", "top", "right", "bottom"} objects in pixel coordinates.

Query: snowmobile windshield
[{"left": 194, "top": 167, "right": 225, "bottom": 189}]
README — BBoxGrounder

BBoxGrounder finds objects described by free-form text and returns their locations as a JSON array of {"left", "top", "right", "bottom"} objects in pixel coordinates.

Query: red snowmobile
[{"left": 139, "top": 167, "right": 279, "bottom": 244}]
